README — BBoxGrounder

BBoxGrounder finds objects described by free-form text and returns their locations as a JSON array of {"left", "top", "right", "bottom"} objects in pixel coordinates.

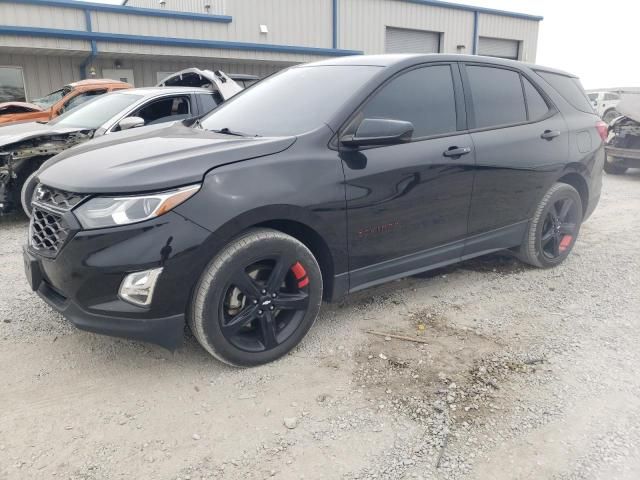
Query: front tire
[
  {"left": 518, "top": 183, "right": 583, "bottom": 268},
  {"left": 20, "top": 170, "right": 39, "bottom": 218},
  {"left": 189, "top": 228, "right": 323, "bottom": 367}
]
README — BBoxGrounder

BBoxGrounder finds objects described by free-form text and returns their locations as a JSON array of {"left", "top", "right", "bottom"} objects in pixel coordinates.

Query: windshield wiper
[{"left": 210, "top": 127, "right": 260, "bottom": 137}]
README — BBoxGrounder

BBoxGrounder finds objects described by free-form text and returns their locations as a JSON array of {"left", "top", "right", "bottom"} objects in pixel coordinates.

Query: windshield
[
  {"left": 48, "top": 93, "right": 143, "bottom": 129},
  {"left": 201, "top": 65, "right": 381, "bottom": 136},
  {"left": 31, "top": 87, "right": 69, "bottom": 109}
]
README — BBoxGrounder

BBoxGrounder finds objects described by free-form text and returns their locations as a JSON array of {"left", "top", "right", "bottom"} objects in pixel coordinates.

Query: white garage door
[
  {"left": 385, "top": 27, "right": 441, "bottom": 54},
  {"left": 478, "top": 37, "right": 520, "bottom": 60}
]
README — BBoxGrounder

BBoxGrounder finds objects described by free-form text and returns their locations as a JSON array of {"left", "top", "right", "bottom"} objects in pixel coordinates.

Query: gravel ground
[{"left": 1, "top": 172, "right": 639, "bottom": 480}]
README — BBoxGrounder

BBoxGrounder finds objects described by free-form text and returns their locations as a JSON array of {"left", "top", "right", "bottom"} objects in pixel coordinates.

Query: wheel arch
[
  {"left": 196, "top": 205, "right": 347, "bottom": 303},
  {"left": 556, "top": 171, "right": 589, "bottom": 218}
]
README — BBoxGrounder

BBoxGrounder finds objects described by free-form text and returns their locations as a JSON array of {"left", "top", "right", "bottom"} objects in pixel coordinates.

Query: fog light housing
[{"left": 118, "top": 267, "right": 163, "bottom": 307}]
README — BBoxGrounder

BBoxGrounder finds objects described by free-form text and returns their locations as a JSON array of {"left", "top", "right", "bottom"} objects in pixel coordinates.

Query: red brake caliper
[
  {"left": 559, "top": 235, "right": 573, "bottom": 253},
  {"left": 291, "top": 261, "right": 309, "bottom": 288}
]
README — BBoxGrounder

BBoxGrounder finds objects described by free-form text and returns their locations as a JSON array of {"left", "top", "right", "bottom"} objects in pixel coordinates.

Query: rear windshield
[
  {"left": 200, "top": 65, "right": 381, "bottom": 136},
  {"left": 536, "top": 71, "right": 594, "bottom": 114}
]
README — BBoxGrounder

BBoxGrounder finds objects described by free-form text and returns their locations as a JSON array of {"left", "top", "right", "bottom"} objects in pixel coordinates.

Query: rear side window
[
  {"left": 198, "top": 93, "right": 220, "bottom": 114},
  {"left": 536, "top": 71, "right": 593, "bottom": 114},
  {"left": 360, "top": 65, "right": 457, "bottom": 138},
  {"left": 522, "top": 78, "right": 550, "bottom": 121},
  {"left": 604, "top": 92, "right": 619, "bottom": 101},
  {"left": 466, "top": 66, "right": 526, "bottom": 128}
]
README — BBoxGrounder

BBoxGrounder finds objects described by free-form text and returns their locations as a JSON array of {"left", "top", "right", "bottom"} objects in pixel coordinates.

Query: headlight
[{"left": 74, "top": 184, "right": 200, "bottom": 229}]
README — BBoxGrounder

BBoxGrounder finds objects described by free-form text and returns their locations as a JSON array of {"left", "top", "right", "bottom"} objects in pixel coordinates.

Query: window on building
[
  {"left": 535, "top": 71, "right": 593, "bottom": 114},
  {"left": 467, "top": 66, "right": 527, "bottom": 128},
  {"left": 522, "top": 77, "right": 550, "bottom": 121},
  {"left": 359, "top": 65, "right": 457, "bottom": 138},
  {"left": 0, "top": 66, "right": 26, "bottom": 102}
]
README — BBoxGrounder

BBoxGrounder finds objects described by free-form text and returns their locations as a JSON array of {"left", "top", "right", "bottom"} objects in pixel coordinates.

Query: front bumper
[{"left": 24, "top": 211, "right": 212, "bottom": 349}]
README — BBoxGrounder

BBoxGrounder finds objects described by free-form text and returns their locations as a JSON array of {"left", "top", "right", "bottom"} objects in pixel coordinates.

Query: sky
[{"left": 93, "top": 0, "right": 637, "bottom": 89}]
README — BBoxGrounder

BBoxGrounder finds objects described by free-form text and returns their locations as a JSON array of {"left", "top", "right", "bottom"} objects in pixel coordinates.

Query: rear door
[
  {"left": 342, "top": 63, "right": 475, "bottom": 289},
  {"left": 461, "top": 63, "right": 568, "bottom": 255}
]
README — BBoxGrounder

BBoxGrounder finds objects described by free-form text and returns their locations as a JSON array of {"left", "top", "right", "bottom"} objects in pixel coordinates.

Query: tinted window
[
  {"left": 136, "top": 96, "right": 191, "bottom": 125},
  {"left": 522, "top": 78, "right": 549, "bottom": 121},
  {"left": 201, "top": 66, "right": 380, "bottom": 136},
  {"left": 536, "top": 71, "right": 593, "bottom": 114},
  {"left": 49, "top": 93, "right": 143, "bottom": 129},
  {"left": 467, "top": 66, "right": 526, "bottom": 128},
  {"left": 604, "top": 93, "right": 619, "bottom": 101},
  {"left": 587, "top": 93, "right": 598, "bottom": 101},
  {"left": 359, "top": 65, "right": 457, "bottom": 138},
  {"left": 198, "top": 93, "right": 220, "bottom": 114}
]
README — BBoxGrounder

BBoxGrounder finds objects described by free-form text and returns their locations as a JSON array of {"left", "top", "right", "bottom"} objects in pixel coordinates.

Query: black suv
[{"left": 23, "top": 55, "right": 605, "bottom": 366}]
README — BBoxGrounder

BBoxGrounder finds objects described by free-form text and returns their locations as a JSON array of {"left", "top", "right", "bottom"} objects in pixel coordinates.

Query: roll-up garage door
[
  {"left": 478, "top": 37, "right": 520, "bottom": 60},
  {"left": 385, "top": 27, "right": 441, "bottom": 54}
]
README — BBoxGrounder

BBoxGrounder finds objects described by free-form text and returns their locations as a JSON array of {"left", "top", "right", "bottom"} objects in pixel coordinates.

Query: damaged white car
[
  {"left": 0, "top": 69, "right": 244, "bottom": 214},
  {"left": 605, "top": 96, "right": 640, "bottom": 175}
]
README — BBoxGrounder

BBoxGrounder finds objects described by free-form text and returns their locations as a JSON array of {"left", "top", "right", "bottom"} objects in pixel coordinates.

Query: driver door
[{"left": 341, "top": 63, "right": 475, "bottom": 290}]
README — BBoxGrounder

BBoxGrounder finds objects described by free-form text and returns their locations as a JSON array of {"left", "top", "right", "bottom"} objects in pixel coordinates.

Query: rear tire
[
  {"left": 602, "top": 109, "right": 620, "bottom": 124},
  {"left": 518, "top": 183, "right": 583, "bottom": 268},
  {"left": 603, "top": 155, "right": 628, "bottom": 175},
  {"left": 189, "top": 228, "right": 323, "bottom": 367}
]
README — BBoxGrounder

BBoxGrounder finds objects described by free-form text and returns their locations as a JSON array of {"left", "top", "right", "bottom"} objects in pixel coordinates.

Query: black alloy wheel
[
  {"left": 540, "top": 197, "right": 580, "bottom": 260},
  {"left": 220, "top": 257, "right": 311, "bottom": 352},
  {"left": 517, "top": 182, "right": 583, "bottom": 268},
  {"left": 190, "top": 228, "right": 323, "bottom": 367}
]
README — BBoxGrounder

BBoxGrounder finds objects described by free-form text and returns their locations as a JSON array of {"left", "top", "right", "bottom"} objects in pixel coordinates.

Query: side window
[
  {"left": 522, "top": 77, "right": 550, "bottom": 121},
  {"left": 535, "top": 71, "right": 593, "bottom": 114},
  {"left": 466, "top": 66, "right": 526, "bottom": 128},
  {"left": 136, "top": 96, "right": 191, "bottom": 125},
  {"left": 62, "top": 90, "right": 107, "bottom": 113},
  {"left": 359, "top": 65, "right": 457, "bottom": 138},
  {"left": 604, "top": 93, "right": 619, "bottom": 101},
  {"left": 198, "top": 93, "right": 220, "bottom": 114}
]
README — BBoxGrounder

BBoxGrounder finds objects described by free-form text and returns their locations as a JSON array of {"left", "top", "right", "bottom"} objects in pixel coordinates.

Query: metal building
[{"left": 0, "top": 0, "right": 542, "bottom": 101}]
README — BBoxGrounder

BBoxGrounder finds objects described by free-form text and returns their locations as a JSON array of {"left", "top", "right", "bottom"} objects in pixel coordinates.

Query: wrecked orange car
[{"left": 0, "top": 79, "right": 131, "bottom": 125}]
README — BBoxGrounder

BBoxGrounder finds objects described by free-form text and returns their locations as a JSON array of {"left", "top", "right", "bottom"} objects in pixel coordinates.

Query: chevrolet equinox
[{"left": 23, "top": 55, "right": 605, "bottom": 366}]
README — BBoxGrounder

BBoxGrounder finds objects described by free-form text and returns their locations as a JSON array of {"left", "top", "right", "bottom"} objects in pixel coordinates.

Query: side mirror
[
  {"left": 118, "top": 116, "right": 145, "bottom": 131},
  {"left": 341, "top": 118, "right": 414, "bottom": 148}
]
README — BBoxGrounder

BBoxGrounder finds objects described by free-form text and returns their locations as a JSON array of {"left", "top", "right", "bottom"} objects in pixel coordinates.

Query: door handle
[
  {"left": 540, "top": 130, "right": 561, "bottom": 140},
  {"left": 443, "top": 146, "right": 471, "bottom": 158}
]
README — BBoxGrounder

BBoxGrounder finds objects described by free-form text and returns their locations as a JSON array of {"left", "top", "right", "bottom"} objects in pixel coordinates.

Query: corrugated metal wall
[
  {"left": 125, "top": 0, "right": 225, "bottom": 14},
  {"left": 339, "top": 0, "right": 475, "bottom": 55},
  {"left": 478, "top": 13, "right": 538, "bottom": 62}
]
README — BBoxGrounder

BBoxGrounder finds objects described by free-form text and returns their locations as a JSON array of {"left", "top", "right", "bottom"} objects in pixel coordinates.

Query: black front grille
[
  {"left": 30, "top": 208, "right": 70, "bottom": 255},
  {"left": 33, "top": 184, "right": 87, "bottom": 211}
]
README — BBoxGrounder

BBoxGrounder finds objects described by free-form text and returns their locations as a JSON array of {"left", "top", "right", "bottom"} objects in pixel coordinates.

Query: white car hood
[{"left": 156, "top": 68, "right": 242, "bottom": 101}]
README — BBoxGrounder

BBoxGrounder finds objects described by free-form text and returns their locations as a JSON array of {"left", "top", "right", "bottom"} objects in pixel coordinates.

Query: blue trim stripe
[
  {"left": 5, "top": 0, "right": 233, "bottom": 23},
  {"left": 402, "top": 0, "right": 543, "bottom": 21},
  {"left": 0, "top": 26, "right": 362, "bottom": 57}
]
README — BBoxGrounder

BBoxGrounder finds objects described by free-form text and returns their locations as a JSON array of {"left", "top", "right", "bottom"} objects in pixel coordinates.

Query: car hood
[
  {"left": 38, "top": 122, "right": 296, "bottom": 194},
  {"left": 0, "top": 121, "right": 90, "bottom": 149},
  {"left": 0, "top": 101, "right": 44, "bottom": 113},
  {"left": 156, "top": 68, "right": 242, "bottom": 100}
]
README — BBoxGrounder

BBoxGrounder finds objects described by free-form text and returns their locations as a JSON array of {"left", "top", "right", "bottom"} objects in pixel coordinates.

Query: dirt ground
[{"left": 1, "top": 172, "right": 639, "bottom": 480}]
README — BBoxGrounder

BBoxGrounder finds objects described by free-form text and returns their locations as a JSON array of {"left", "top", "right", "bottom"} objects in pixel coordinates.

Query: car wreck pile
[{"left": 605, "top": 96, "right": 640, "bottom": 175}]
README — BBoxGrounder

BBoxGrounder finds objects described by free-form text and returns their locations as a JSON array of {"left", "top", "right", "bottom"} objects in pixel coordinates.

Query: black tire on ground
[
  {"left": 20, "top": 170, "right": 39, "bottom": 218},
  {"left": 189, "top": 228, "right": 323, "bottom": 367},
  {"left": 517, "top": 183, "right": 583, "bottom": 268},
  {"left": 603, "top": 155, "right": 628, "bottom": 175}
]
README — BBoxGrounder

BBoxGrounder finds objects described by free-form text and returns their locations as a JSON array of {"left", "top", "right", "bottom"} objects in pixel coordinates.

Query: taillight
[{"left": 595, "top": 120, "right": 608, "bottom": 141}]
